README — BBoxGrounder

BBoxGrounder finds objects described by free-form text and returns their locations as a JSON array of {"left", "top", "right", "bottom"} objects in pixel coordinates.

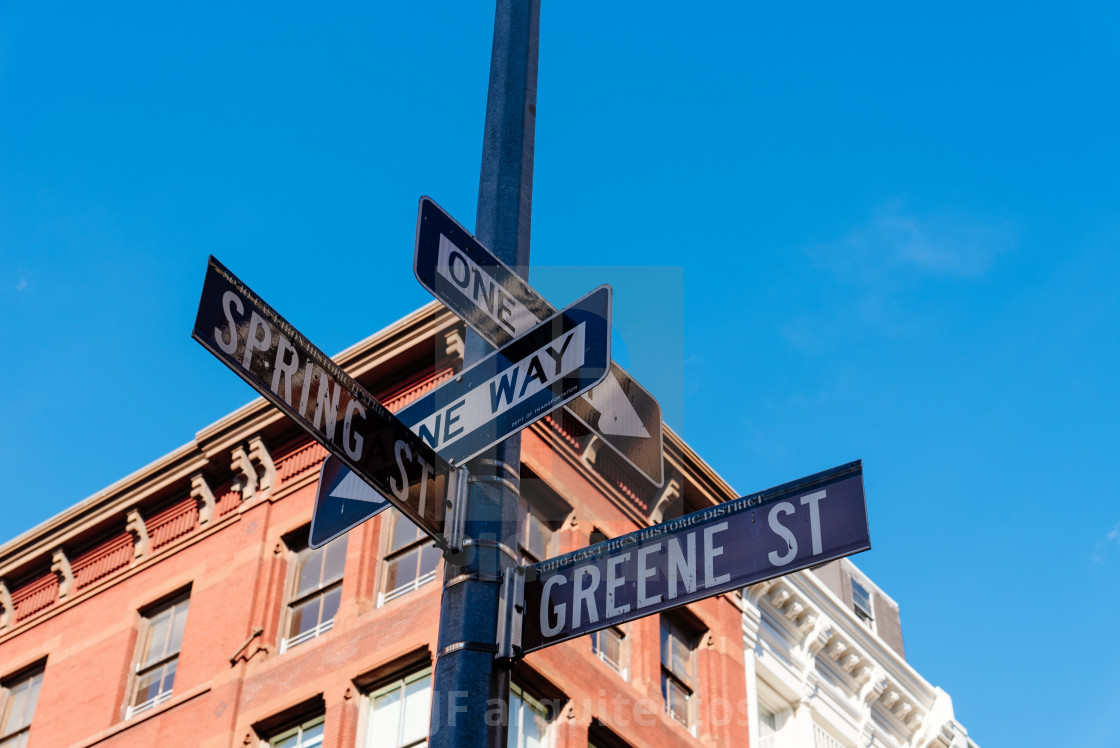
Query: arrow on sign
[
  {"left": 584, "top": 370, "right": 650, "bottom": 438},
  {"left": 328, "top": 462, "right": 387, "bottom": 503}
]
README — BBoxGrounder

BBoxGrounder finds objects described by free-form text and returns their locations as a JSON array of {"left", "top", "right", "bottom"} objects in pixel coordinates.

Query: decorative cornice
[
  {"left": 248, "top": 436, "right": 276, "bottom": 496},
  {"left": 443, "top": 327, "right": 465, "bottom": 362},
  {"left": 650, "top": 477, "right": 682, "bottom": 523},
  {"left": 126, "top": 510, "right": 151, "bottom": 559},
  {"left": 231, "top": 445, "right": 258, "bottom": 501},
  {"left": 580, "top": 434, "right": 602, "bottom": 466},
  {"left": 51, "top": 549, "right": 74, "bottom": 599},
  {"left": 0, "top": 579, "right": 12, "bottom": 628},
  {"left": 191, "top": 473, "right": 216, "bottom": 526},
  {"left": 872, "top": 677, "right": 926, "bottom": 736}
]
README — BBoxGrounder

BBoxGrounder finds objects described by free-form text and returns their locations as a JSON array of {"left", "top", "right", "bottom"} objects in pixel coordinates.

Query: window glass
[
  {"left": 852, "top": 580, "right": 873, "bottom": 622},
  {"left": 269, "top": 715, "right": 324, "bottom": 748},
  {"left": 660, "top": 618, "right": 693, "bottom": 685},
  {"left": 368, "top": 670, "right": 431, "bottom": 748},
  {"left": 659, "top": 615, "right": 697, "bottom": 729},
  {"left": 0, "top": 667, "right": 44, "bottom": 747},
  {"left": 382, "top": 513, "right": 439, "bottom": 605},
  {"left": 758, "top": 705, "right": 778, "bottom": 748},
  {"left": 517, "top": 491, "right": 563, "bottom": 564},
  {"left": 507, "top": 683, "right": 549, "bottom": 748},
  {"left": 128, "top": 594, "right": 189, "bottom": 718},
  {"left": 591, "top": 627, "right": 626, "bottom": 677},
  {"left": 283, "top": 535, "right": 347, "bottom": 652},
  {"left": 390, "top": 511, "right": 421, "bottom": 552},
  {"left": 662, "top": 674, "right": 689, "bottom": 727}
]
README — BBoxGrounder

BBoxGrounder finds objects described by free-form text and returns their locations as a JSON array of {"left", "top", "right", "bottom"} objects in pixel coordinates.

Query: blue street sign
[{"left": 397, "top": 285, "right": 612, "bottom": 466}]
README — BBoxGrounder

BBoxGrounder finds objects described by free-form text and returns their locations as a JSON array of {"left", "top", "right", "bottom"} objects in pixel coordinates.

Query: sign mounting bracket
[{"left": 495, "top": 565, "right": 525, "bottom": 662}]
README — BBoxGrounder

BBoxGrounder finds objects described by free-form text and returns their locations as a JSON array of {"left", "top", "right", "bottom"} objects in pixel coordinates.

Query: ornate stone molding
[
  {"left": 650, "top": 477, "right": 682, "bottom": 523},
  {"left": 126, "top": 509, "right": 151, "bottom": 559},
  {"left": 191, "top": 473, "right": 216, "bottom": 525},
  {"left": 580, "top": 434, "right": 602, "bottom": 466},
  {"left": 815, "top": 626, "right": 877, "bottom": 694},
  {"left": 860, "top": 672, "right": 888, "bottom": 708},
  {"left": 231, "top": 445, "right": 258, "bottom": 501},
  {"left": 0, "top": 579, "right": 13, "bottom": 629},
  {"left": 765, "top": 578, "right": 818, "bottom": 635},
  {"left": 51, "top": 548, "right": 75, "bottom": 599},
  {"left": 873, "top": 678, "right": 925, "bottom": 735},
  {"left": 248, "top": 436, "right": 276, "bottom": 496},
  {"left": 443, "top": 327, "right": 465, "bottom": 362}
]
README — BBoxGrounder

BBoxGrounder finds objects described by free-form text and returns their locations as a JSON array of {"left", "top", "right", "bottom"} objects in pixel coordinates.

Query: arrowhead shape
[
  {"left": 583, "top": 371, "right": 650, "bottom": 439},
  {"left": 329, "top": 469, "right": 386, "bottom": 504}
]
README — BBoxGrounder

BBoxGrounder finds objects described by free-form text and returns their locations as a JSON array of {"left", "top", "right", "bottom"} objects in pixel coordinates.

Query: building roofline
[{"left": 0, "top": 301, "right": 453, "bottom": 574}]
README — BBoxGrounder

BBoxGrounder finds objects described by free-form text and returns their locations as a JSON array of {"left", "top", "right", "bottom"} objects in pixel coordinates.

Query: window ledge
[{"left": 72, "top": 682, "right": 212, "bottom": 748}]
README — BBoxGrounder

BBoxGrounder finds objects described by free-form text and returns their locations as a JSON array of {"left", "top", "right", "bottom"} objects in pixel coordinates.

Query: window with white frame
[
  {"left": 757, "top": 704, "right": 778, "bottom": 748},
  {"left": 366, "top": 669, "right": 431, "bottom": 748},
  {"left": 0, "top": 666, "right": 44, "bottom": 748},
  {"left": 590, "top": 626, "right": 627, "bottom": 679},
  {"left": 381, "top": 510, "right": 440, "bottom": 606},
  {"left": 127, "top": 593, "right": 189, "bottom": 718},
  {"left": 507, "top": 683, "right": 551, "bottom": 748},
  {"left": 282, "top": 534, "right": 347, "bottom": 653},
  {"left": 660, "top": 614, "right": 698, "bottom": 730},
  {"left": 268, "top": 715, "right": 324, "bottom": 748}
]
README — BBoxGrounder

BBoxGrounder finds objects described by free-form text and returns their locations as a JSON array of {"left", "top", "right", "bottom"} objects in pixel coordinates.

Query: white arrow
[
  {"left": 582, "top": 370, "right": 650, "bottom": 439},
  {"left": 329, "top": 470, "right": 386, "bottom": 503}
]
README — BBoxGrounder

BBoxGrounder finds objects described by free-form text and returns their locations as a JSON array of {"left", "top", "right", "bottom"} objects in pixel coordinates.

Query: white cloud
[
  {"left": 16, "top": 276, "right": 27, "bottom": 291},
  {"left": 811, "top": 202, "right": 1014, "bottom": 282},
  {"left": 1092, "top": 521, "right": 1120, "bottom": 563}
]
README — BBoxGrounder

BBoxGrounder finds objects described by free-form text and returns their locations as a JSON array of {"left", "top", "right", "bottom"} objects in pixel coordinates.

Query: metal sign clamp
[
  {"left": 442, "top": 465, "right": 471, "bottom": 555},
  {"left": 495, "top": 565, "right": 525, "bottom": 662}
]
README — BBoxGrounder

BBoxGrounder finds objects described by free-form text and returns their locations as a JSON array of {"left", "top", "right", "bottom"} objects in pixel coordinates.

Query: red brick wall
[{"left": 1, "top": 423, "right": 749, "bottom": 748}]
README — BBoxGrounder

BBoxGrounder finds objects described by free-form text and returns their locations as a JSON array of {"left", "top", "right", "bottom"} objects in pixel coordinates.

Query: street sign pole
[{"left": 428, "top": 1, "right": 539, "bottom": 746}]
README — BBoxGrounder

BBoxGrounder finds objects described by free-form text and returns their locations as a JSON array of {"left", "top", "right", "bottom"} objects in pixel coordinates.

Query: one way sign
[
  {"left": 414, "top": 197, "right": 664, "bottom": 485},
  {"left": 397, "top": 285, "right": 612, "bottom": 466}
]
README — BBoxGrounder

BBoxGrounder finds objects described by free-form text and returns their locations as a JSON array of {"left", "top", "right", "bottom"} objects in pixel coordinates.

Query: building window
[
  {"left": 851, "top": 580, "right": 873, "bottom": 624},
  {"left": 367, "top": 669, "right": 431, "bottom": 748},
  {"left": 0, "top": 667, "right": 44, "bottom": 748},
  {"left": 660, "top": 614, "right": 697, "bottom": 730},
  {"left": 381, "top": 510, "right": 440, "bottom": 606},
  {"left": 516, "top": 479, "right": 569, "bottom": 564},
  {"left": 757, "top": 705, "right": 778, "bottom": 748},
  {"left": 508, "top": 683, "right": 551, "bottom": 748},
  {"left": 127, "top": 594, "right": 189, "bottom": 718},
  {"left": 268, "top": 715, "right": 324, "bottom": 748},
  {"left": 282, "top": 535, "right": 347, "bottom": 653},
  {"left": 590, "top": 626, "right": 627, "bottom": 679}
]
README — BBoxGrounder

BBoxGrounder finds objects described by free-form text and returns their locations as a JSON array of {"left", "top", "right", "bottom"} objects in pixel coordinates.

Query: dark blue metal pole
[{"left": 428, "top": 1, "right": 539, "bottom": 747}]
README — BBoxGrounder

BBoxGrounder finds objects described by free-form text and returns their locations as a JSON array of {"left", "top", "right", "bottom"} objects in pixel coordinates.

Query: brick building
[
  {"left": 0, "top": 303, "right": 751, "bottom": 748},
  {"left": 0, "top": 302, "right": 977, "bottom": 748}
]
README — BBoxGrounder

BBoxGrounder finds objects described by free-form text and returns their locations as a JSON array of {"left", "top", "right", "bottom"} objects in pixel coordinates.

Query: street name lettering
[
  {"left": 192, "top": 256, "right": 450, "bottom": 548},
  {"left": 414, "top": 197, "right": 664, "bottom": 485},
  {"left": 519, "top": 461, "right": 870, "bottom": 654},
  {"left": 397, "top": 285, "right": 612, "bottom": 466}
]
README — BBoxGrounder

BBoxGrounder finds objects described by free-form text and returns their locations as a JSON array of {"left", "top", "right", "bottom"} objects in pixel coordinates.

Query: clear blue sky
[{"left": 2, "top": 2, "right": 1118, "bottom": 745}]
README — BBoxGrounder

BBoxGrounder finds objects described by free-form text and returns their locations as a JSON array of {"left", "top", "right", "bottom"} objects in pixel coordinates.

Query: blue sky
[{"left": 2, "top": 2, "right": 1118, "bottom": 745}]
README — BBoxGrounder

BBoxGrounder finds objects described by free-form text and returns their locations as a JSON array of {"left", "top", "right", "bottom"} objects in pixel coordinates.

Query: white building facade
[{"left": 742, "top": 558, "right": 978, "bottom": 748}]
